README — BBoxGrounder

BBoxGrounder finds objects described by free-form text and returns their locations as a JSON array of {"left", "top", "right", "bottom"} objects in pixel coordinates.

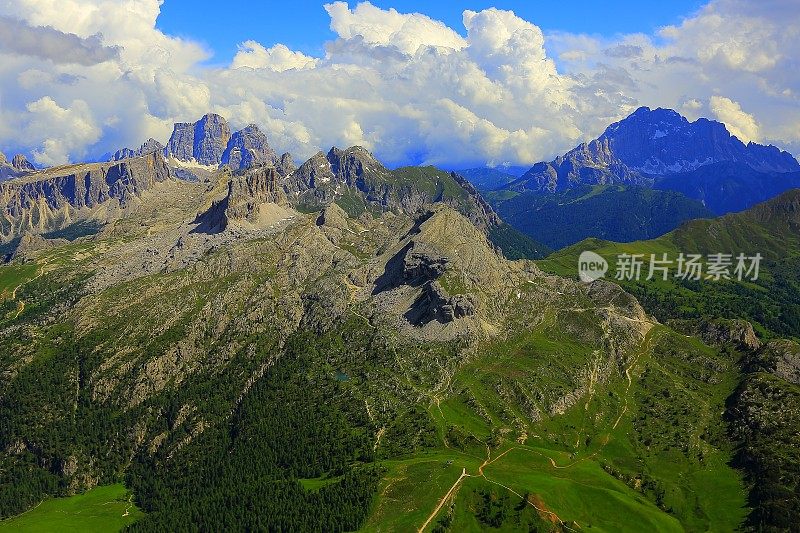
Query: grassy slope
[
  {"left": 537, "top": 193, "right": 800, "bottom": 339},
  {"left": 0, "top": 484, "right": 142, "bottom": 532},
  {"left": 365, "top": 325, "right": 749, "bottom": 532},
  {"left": 0, "top": 206, "right": 757, "bottom": 532}
]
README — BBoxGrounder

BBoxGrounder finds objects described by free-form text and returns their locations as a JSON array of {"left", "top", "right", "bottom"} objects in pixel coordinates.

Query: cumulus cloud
[
  {"left": 709, "top": 95, "right": 760, "bottom": 143},
  {"left": 0, "top": 0, "right": 798, "bottom": 167},
  {"left": 232, "top": 42, "right": 318, "bottom": 71},
  {"left": 0, "top": 15, "right": 120, "bottom": 65},
  {"left": 550, "top": 0, "right": 800, "bottom": 153},
  {"left": 24, "top": 97, "right": 101, "bottom": 165},
  {"left": 324, "top": 1, "right": 466, "bottom": 54}
]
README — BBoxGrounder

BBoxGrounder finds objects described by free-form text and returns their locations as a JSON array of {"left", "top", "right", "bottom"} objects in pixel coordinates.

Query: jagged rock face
[
  {"left": 221, "top": 125, "right": 278, "bottom": 170},
  {"left": 165, "top": 122, "right": 195, "bottom": 161},
  {"left": 287, "top": 146, "right": 390, "bottom": 195},
  {"left": 327, "top": 146, "right": 390, "bottom": 187},
  {"left": 193, "top": 114, "right": 232, "bottom": 166},
  {"left": 402, "top": 242, "right": 449, "bottom": 282},
  {"left": 680, "top": 318, "right": 763, "bottom": 352},
  {"left": 0, "top": 152, "right": 172, "bottom": 240},
  {"left": 763, "top": 340, "right": 800, "bottom": 385},
  {"left": 276, "top": 152, "right": 296, "bottom": 177},
  {"left": 195, "top": 166, "right": 287, "bottom": 233},
  {"left": 287, "top": 151, "right": 335, "bottom": 193},
  {"left": 1, "top": 152, "right": 35, "bottom": 181},
  {"left": 111, "top": 138, "right": 164, "bottom": 162},
  {"left": 513, "top": 107, "right": 800, "bottom": 192},
  {"left": 406, "top": 280, "right": 477, "bottom": 325},
  {"left": 286, "top": 147, "right": 501, "bottom": 231},
  {"left": 165, "top": 113, "right": 231, "bottom": 166},
  {"left": 11, "top": 154, "right": 35, "bottom": 172}
]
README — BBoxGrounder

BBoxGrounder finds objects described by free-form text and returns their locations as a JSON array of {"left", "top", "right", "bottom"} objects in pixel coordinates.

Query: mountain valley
[{"left": 0, "top": 111, "right": 798, "bottom": 532}]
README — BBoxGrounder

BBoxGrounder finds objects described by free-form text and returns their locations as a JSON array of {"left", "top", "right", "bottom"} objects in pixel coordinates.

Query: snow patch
[{"left": 168, "top": 156, "right": 219, "bottom": 172}]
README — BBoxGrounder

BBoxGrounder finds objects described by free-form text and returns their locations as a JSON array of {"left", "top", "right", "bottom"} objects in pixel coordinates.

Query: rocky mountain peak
[
  {"left": 1, "top": 152, "right": 36, "bottom": 181},
  {"left": 11, "top": 154, "right": 35, "bottom": 172},
  {"left": 326, "top": 145, "right": 387, "bottom": 186},
  {"left": 111, "top": 138, "right": 164, "bottom": 162},
  {"left": 195, "top": 166, "right": 288, "bottom": 233},
  {"left": 604, "top": 107, "right": 798, "bottom": 175},
  {"left": 511, "top": 107, "right": 800, "bottom": 192},
  {"left": 193, "top": 113, "right": 231, "bottom": 166},
  {"left": 276, "top": 152, "right": 296, "bottom": 177},
  {"left": 221, "top": 124, "right": 278, "bottom": 170},
  {"left": 164, "top": 113, "right": 231, "bottom": 166}
]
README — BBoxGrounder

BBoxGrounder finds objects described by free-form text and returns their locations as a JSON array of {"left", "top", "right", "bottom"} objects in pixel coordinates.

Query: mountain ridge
[{"left": 508, "top": 106, "right": 799, "bottom": 193}]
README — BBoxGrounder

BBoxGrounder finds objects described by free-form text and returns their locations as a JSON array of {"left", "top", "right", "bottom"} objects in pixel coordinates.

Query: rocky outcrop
[
  {"left": 674, "top": 318, "right": 762, "bottom": 352},
  {"left": 195, "top": 166, "right": 288, "bottom": 233},
  {"left": 11, "top": 154, "right": 35, "bottom": 172},
  {"left": 1, "top": 152, "right": 36, "bottom": 181},
  {"left": 401, "top": 242, "right": 449, "bottom": 283},
  {"left": 165, "top": 113, "right": 232, "bottom": 166},
  {"left": 406, "top": 281, "right": 478, "bottom": 325},
  {"left": 0, "top": 151, "right": 172, "bottom": 240},
  {"left": 221, "top": 125, "right": 278, "bottom": 170},
  {"left": 276, "top": 152, "right": 296, "bottom": 177},
  {"left": 315, "top": 202, "right": 349, "bottom": 230},
  {"left": 111, "top": 138, "right": 164, "bottom": 161},
  {"left": 511, "top": 106, "right": 800, "bottom": 192},
  {"left": 746, "top": 339, "right": 800, "bottom": 385}
]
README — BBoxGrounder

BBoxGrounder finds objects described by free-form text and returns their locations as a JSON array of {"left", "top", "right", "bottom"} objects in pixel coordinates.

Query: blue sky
[{"left": 157, "top": 0, "right": 707, "bottom": 63}]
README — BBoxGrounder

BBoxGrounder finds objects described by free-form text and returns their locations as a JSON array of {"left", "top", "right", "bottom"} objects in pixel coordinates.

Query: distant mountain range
[
  {"left": 469, "top": 107, "right": 800, "bottom": 249},
  {"left": 0, "top": 152, "right": 35, "bottom": 182},
  {"left": 111, "top": 113, "right": 291, "bottom": 175},
  {"left": 509, "top": 106, "right": 799, "bottom": 193},
  {"left": 0, "top": 113, "right": 547, "bottom": 260},
  {"left": 3, "top": 110, "right": 800, "bottom": 532}
]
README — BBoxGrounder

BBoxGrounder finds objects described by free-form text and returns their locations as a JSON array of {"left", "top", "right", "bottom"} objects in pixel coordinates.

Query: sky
[
  {"left": 0, "top": 0, "right": 798, "bottom": 169},
  {"left": 156, "top": 1, "right": 708, "bottom": 63}
]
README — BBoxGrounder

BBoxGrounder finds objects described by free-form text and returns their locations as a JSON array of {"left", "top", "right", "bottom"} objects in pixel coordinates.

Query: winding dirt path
[
  {"left": 418, "top": 446, "right": 577, "bottom": 532},
  {"left": 7, "top": 262, "right": 46, "bottom": 320}
]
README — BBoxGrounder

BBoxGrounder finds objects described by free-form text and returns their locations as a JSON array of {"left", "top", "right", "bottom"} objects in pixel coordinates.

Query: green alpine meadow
[{"left": 2, "top": 1, "right": 800, "bottom": 531}]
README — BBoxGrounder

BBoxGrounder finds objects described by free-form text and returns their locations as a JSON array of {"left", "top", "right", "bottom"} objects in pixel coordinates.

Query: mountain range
[
  {"left": 1, "top": 109, "right": 799, "bottom": 532},
  {"left": 472, "top": 106, "right": 800, "bottom": 249},
  {"left": 0, "top": 114, "right": 546, "bottom": 261},
  {"left": 508, "top": 106, "right": 799, "bottom": 194}
]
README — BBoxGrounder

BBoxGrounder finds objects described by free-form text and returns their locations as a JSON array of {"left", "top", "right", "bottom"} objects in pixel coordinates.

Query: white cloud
[
  {"left": 324, "top": 1, "right": 466, "bottom": 55},
  {"left": 709, "top": 95, "right": 760, "bottom": 143},
  {"left": 232, "top": 42, "right": 318, "bottom": 71},
  {"left": 24, "top": 97, "right": 101, "bottom": 165},
  {"left": 0, "top": 0, "right": 798, "bottom": 168}
]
